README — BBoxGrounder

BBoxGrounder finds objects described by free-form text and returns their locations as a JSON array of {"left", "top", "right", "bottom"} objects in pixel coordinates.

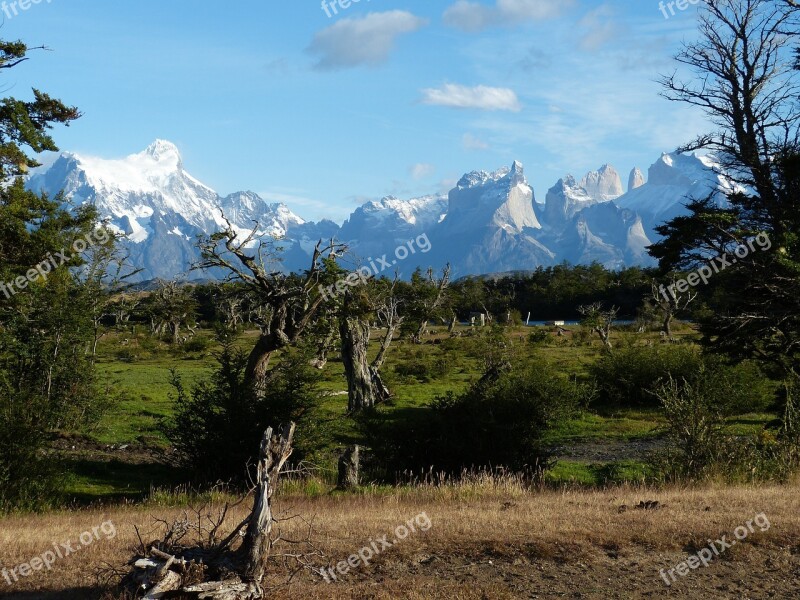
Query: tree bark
[
  {"left": 241, "top": 423, "right": 296, "bottom": 586},
  {"left": 337, "top": 445, "right": 360, "bottom": 489},
  {"left": 340, "top": 316, "right": 376, "bottom": 413},
  {"left": 448, "top": 314, "right": 457, "bottom": 333},
  {"left": 124, "top": 424, "right": 296, "bottom": 599},
  {"left": 372, "top": 320, "right": 397, "bottom": 372},
  {"left": 663, "top": 313, "right": 673, "bottom": 339}
]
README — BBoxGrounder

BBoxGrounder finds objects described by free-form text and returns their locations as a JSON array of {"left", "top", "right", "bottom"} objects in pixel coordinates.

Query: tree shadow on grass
[{"left": 62, "top": 456, "right": 184, "bottom": 505}]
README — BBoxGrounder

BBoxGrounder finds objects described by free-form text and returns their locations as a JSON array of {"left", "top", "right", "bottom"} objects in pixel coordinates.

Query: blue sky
[{"left": 3, "top": 0, "right": 707, "bottom": 222}]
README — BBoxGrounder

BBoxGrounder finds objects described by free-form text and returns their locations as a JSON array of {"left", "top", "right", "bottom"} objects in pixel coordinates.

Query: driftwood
[{"left": 121, "top": 424, "right": 296, "bottom": 599}]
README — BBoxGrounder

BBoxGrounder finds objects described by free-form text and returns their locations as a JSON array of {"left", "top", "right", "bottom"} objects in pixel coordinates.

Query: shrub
[
  {"left": 361, "top": 362, "right": 588, "bottom": 479},
  {"left": 650, "top": 376, "right": 799, "bottom": 483},
  {"left": 394, "top": 355, "right": 450, "bottom": 382},
  {"left": 165, "top": 337, "right": 326, "bottom": 485},
  {"left": 590, "top": 346, "right": 774, "bottom": 413},
  {"left": 181, "top": 336, "right": 212, "bottom": 354},
  {"left": 528, "top": 328, "right": 550, "bottom": 346}
]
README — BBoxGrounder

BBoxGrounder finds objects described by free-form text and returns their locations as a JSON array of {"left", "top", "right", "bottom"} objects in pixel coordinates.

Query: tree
[
  {"left": 79, "top": 229, "right": 139, "bottom": 356},
  {"left": 147, "top": 279, "right": 198, "bottom": 344},
  {"left": 651, "top": 0, "right": 800, "bottom": 378},
  {"left": 337, "top": 276, "right": 401, "bottom": 414},
  {"left": 197, "top": 218, "right": 345, "bottom": 391},
  {"left": 659, "top": 0, "right": 798, "bottom": 205},
  {"left": 650, "top": 277, "right": 697, "bottom": 339},
  {"left": 0, "top": 39, "right": 116, "bottom": 510},
  {"left": 402, "top": 265, "right": 451, "bottom": 341},
  {"left": 578, "top": 303, "right": 618, "bottom": 353},
  {"left": 167, "top": 334, "right": 324, "bottom": 484},
  {"left": 0, "top": 42, "right": 80, "bottom": 180}
]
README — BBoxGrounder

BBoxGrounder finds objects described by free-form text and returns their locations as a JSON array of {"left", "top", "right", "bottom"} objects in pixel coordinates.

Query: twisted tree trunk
[
  {"left": 340, "top": 315, "right": 377, "bottom": 413},
  {"left": 123, "top": 424, "right": 297, "bottom": 599}
]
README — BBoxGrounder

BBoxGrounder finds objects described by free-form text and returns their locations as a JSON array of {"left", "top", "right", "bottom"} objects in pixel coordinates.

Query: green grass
[
  {"left": 545, "top": 460, "right": 650, "bottom": 486},
  {"left": 61, "top": 323, "right": 779, "bottom": 502},
  {"left": 544, "top": 410, "right": 664, "bottom": 445},
  {"left": 61, "top": 458, "right": 181, "bottom": 503},
  {"left": 95, "top": 358, "right": 213, "bottom": 444}
]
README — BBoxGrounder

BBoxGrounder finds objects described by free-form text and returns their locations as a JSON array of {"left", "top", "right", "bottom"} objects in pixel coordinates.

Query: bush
[
  {"left": 528, "top": 328, "right": 550, "bottom": 346},
  {"left": 590, "top": 346, "right": 774, "bottom": 413},
  {"left": 650, "top": 375, "right": 798, "bottom": 483},
  {"left": 361, "top": 362, "right": 588, "bottom": 478},
  {"left": 0, "top": 416, "right": 61, "bottom": 512},
  {"left": 165, "top": 337, "right": 326, "bottom": 485},
  {"left": 181, "top": 336, "right": 212, "bottom": 354},
  {"left": 394, "top": 355, "right": 450, "bottom": 382}
]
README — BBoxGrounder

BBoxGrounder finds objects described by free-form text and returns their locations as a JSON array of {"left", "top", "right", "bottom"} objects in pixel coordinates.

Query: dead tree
[
  {"left": 578, "top": 303, "right": 619, "bottom": 354},
  {"left": 337, "top": 445, "right": 360, "bottom": 490},
  {"left": 340, "top": 308, "right": 377, "bottom": 413},
  {"left": 198, "top": 216, "right": 345, "bottom": 391},
  {"left": 412, "top": 264, "right": 451, "bottom": 341},
  {"left": 339, "top": 278, "right": 401, "bottom": 413},
  {"left": 122, "top": 424, "right": 298, "bottom": 599},
  {"left": 372, "top": 281, "right": 404, "bottom": 372},
  {"left": 651, "top": 279, "right": 697, "bottom": 339}
]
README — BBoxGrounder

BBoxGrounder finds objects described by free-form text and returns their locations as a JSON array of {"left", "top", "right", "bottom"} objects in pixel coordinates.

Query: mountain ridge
[{"left": 26, "top": 141, "right": 732, "bottom": 281}]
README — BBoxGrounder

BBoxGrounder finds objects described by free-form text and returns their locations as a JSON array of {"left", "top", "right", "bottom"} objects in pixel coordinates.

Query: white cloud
[
  {"left": 579, "top": 5, "right": 624, "bottom": 51},
  {"left": 421, "top": 84, "right": 522, "bottom": 112},
  {"left": 443, "top": 0, "right": 574, "bottom": 32},
  {"left": 307, "top": 11, "right": 428, "bottom": 70},
  {"left": 463, "top": 132, "right": 490, "bottom": 150},
  {"left": 409, "top": 163, "right": 435, "bottom": 180}
]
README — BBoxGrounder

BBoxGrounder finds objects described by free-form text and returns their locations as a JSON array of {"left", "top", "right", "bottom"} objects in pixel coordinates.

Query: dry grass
[{"left": 1, "top": 479, "right": 799, "bottom": 599}]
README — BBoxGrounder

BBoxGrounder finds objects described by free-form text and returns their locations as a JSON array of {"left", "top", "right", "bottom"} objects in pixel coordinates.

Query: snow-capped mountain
[
  {"left": 616, "top": 153, "right": 735, "bottom": 239},
  {"left": 338, "top": 194, "right": 448, "bottom": 262},
  {"left": 27, "top": 141, "right": 304, "bottom": 280},
  {"left": 579, "top": 164, "right": 624, "bottom": 201},
  {"left": 25, "top": 140, "right": 734, "bottom": 281}
]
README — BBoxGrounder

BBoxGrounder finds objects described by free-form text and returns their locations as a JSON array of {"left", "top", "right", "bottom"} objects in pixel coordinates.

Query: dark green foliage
[
  {"left": 450, "top": 264, "right": 653, "bottom": 321},
  {"left": 394, "top": 353, "right": 451, "bottom": 382},
  {"left": 591, "top": 345, "right": 774, "bottom": 413},
  {"left": 166, "top": 336, "right": 325, "bottom": 485},
  {"left": 0, "top": 187, "right": 112, "bottom": 511},
  {"left": 0, "top": 41, "right": 80, "bottom": 180},
  {"left": 527, "top": 329, "right": 550, "bottom": 345},
  {"left": 361, "top": 362, "right": 587, "bottom": 478}
]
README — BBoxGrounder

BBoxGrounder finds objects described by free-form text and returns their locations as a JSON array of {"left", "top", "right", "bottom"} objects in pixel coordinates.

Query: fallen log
[{"left": 120, "top": 423, "right": 297, "bottom": 599}]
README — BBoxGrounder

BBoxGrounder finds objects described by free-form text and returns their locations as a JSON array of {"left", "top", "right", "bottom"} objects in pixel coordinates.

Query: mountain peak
[
  {"left": 579, "top": 165, "right": 623, "bottom": 200},
  {"left": 628, "top": 167, "right": 645, "bottom": 192},
  {"left": 142, "top": 139, "right": 182, "bottom": 164}
]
